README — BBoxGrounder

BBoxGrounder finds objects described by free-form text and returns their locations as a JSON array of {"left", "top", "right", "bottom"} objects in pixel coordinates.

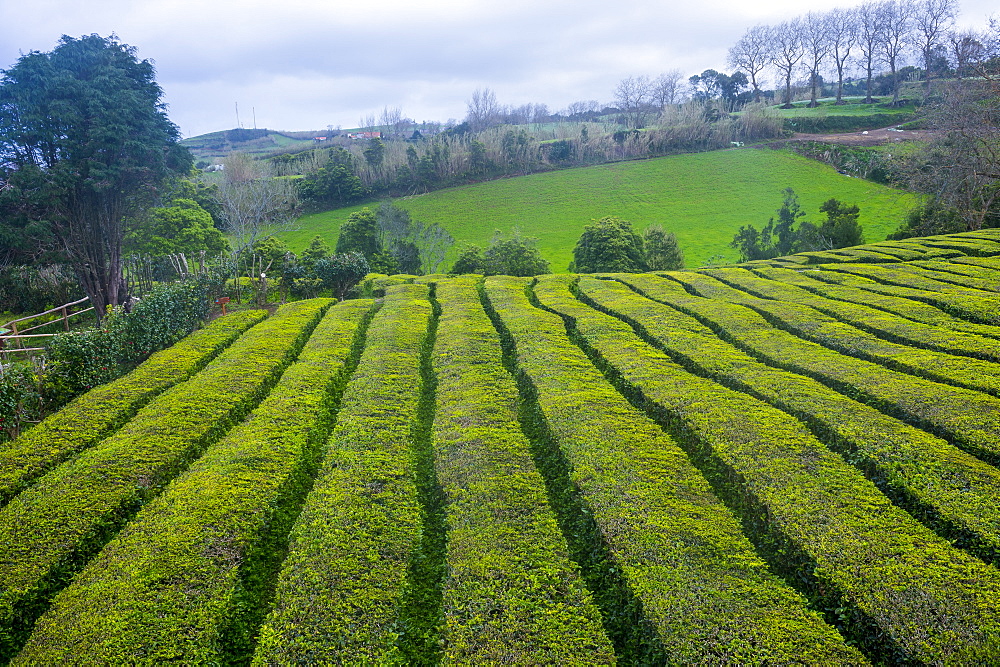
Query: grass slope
[{"left": 280, "top": 149, "right": 918, "bottom": 271}]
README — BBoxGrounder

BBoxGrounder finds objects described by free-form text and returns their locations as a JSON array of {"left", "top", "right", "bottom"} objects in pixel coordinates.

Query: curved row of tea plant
[
  {"left": 0, "top": 310, "right": 267, "bottom": 508},
  {"left": 670, "top": 271, "right": 1000, "bottom": 397},
  {"left": 0, "top": 299, "right": 330, "bottom": 659},
  {"left": 253, "top": 285, "right": 431, "bottom": 663},
  {"left": 430, "top": 276, "right": 613, "bottom": 663},
  {"left": 621, "top": 273, "right": 1000, "bottom": 465},
  {"left": 483, "top": 275, "right": 864, "bottom": 663},
  {"left": 536, "top": 274, "right": 1000, "bottom": 663},
  {"left": 578, "top": 276, "right": 1000, "bottom": 563},
  {"left": 704, "top": 267, "right": 1000, "bottom": 361}
]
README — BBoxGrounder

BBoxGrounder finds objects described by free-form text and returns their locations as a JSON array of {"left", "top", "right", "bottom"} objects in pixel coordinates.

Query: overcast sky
[{"left": 1, "top": 0, "right": 995, "bottom": 138}]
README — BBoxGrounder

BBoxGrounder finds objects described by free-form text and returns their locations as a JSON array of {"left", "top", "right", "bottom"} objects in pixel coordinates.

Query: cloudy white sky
[{"left": 1, "top": 0, "right": 995, "bottom": 138}]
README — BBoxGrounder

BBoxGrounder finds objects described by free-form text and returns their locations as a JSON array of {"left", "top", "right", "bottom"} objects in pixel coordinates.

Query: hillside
[
  {"left": 2, "top": 229, "right": 1000, "bottom": 662},
  {"left": 181, "top": 128, "right": 318, "bottom": 163},
  {"left": 280, "top": 147, "right": 919, "bottom": 270}
]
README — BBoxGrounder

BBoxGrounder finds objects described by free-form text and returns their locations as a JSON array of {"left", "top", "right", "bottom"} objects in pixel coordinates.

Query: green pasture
[
  {"left": 773, "top": 97, "right": 917, "bottom": 118},
  {"left": 278, "top": 149, "right": 920, "bottom": 270}
]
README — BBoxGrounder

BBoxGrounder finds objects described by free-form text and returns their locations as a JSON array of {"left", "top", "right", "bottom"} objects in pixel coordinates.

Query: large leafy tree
[
  {"left": 572, "top": 216, "right": 648, "bottom": 273},
  {"left": 0, "top": 34, "right": 192, "bottom": 317}
]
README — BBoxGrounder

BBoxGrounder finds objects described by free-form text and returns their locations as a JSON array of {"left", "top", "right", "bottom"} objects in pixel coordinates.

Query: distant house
[
  {"left": 346, "top": 131, "right": 382, "bottom": 140},
  {"left": 313, "top": 136, "right": 328, "bottom": 142}
]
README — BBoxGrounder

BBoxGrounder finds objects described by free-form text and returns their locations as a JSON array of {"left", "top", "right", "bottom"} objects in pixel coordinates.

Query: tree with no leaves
[
  {"left": 466, "top": 88, "right": 502, "bottom": 132},
  {"left": 728, "top": 25, "right": 772, "bottom": 103},
  {"left": 827, "top": 7, "right": 859, "bottom": 104},
  {"left": 914, "top": 0, "right": 959, "bottom": 91},
  {"left": 613, "top": 75, "right": 652, "bottom": 129},
  {"left": 856, "top": 1, "right": 884, "bottom": 103},
  {"left": 770, "top": 19, "right": 806, "bottom": 108},
  {"left": 650, "top": 70, "right": 686, "bottom": 108},
  {"left": 877, "top": 0, "right": 915, "bottom": 105},
  {"left": 802, "top": 12, "right": 832, "bottom": 107}
]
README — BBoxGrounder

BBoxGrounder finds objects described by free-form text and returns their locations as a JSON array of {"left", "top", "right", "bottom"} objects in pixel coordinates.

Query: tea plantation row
[{"left": 2, "top": 230, "right": 1000, "bottom": 663}]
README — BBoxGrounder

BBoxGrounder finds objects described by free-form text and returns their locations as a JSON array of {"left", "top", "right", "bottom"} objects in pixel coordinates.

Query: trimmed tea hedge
[
  {"left": 252, "top": 285, "right": 431, "bottom": 663},
  {"left": 888, "top": 261, "right": 1000, "bottom": 292},
  {"left": 537, "top": 275, "right": 1000, "bottom": 664},
  {"left": 483, "top": 276, "right": 864, "bottom": 664},
  {"left": 818, "top": 264, "right": 1000, "bottom": 323},
  {"left": 430, "top": 276, "right": 613, "bottom": 663},
  {"left": 0, "top": 310, "right": 268, "bottom": 508},
  {"left": 0, "top": 298, "right": 331, "bottom": 660},
  {"left": 580, "top": 276, "right": 1000, "bottom": 563},
  {"left": 618, "top": 273, "right": 1000, "bottom": 464},
  {"left": 704, "top": 267, "right": 1000, "bottom": 362},
  {"left": 14, "top": 300, "right": 373, "bottom": 662},
  {"left": 672, "top": 271, "right": 1000, "bottom": 397},
  {"left": 752, "top": 266, "right": 1000, "bottom": 339}
]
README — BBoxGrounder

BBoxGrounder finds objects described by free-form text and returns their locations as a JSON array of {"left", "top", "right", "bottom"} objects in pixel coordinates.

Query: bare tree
[
  {"left": 828, "top": 7, "right": 859, "bottom": 104},
  {"left": 650, "top": 70, "right": 686, "bottom": 107},
  {"left": 378, "top": 105, "right": 404, "bottom": 136},
  {"left": 359, "top": 113, "right": 376, "bottom": 132},
  {"left": 728, "top": 26, "right": 771, "bottom": 103},
  {"left": 466, "top": 87, "right": 502, "bottom": 132},
  {"left": 613, "top": 75, "right": 652, "bottom": 128},
  {"left": 877, "top": 0, "right": 915, "bottom": 105},
  {"left": 217, "top": 152, "right": 300, "bottom": 258},
  {"left": 914, "top": 0, "right": 959, "bottom": 91},
  {"left": 857, "top": 1, "right": 884, "bottom": 102},
  {"left": 948, "top": 29, "right": 987, "bottom": 78},
  {"left": 771, "top": 19, "right": 806, "bottom": 108},
  {"left": 803, "top": 12, "right": 832, "bottom": 107}
]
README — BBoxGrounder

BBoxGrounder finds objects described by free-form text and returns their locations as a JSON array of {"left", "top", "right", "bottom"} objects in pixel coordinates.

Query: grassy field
[
  {"left": 279, "top": 148, "right": 919, "bottom": 271},
  {"left": 772, "top": 96, "right": 918, "bottom": 118}
]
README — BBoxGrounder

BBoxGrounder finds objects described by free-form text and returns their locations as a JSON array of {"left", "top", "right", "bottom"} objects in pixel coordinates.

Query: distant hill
[{"left": 181, "top": 128, "right": 320, "bottom": 164}]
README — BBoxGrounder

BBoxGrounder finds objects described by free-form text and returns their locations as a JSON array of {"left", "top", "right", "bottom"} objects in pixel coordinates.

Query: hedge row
[
  {"left": 14, "top": 299, "right": 374, "bottom": 662},
  {"left": 0, "top": 310, "right": 268, "bottom": 509},
  {"left": 580, "top": 276, "right": 1000, "bottom": 563},
  {"left": 915, "top": 259, "right": 1000, "bottom": 282},
  {"left": 808, "top": 266, "right": 1000, "bottom": 324},
  {"left": 622, "top": 273, "right": 1000, "bottom": 466},
  {"left": 679, "top": 271, "right": 1000, "bottom": 397},
  {"left": 752, "top": 266, "right": 1000, "bottom": 340},
  {"left": 252, "top": 285, "right": 431, "bottom": 663},
  {"left": 824, "top": 260, "right": 1000, "bottom": 299},
  {"left": 0, "top": 298, "right": 331, "bottom": 660},
  {"left": 852, "top": 244, "right": 928, "bottom": 261},
  {"left": 920, "top": 238, "right": 1000, "bottom": 257},
  {"left": 429, "top": 276, "right": 614, "bottom": 663},
  {"left": 705, "top": 267, "right": 1000, "bottom": 362},
  {"left": 537, "top": 275, "right": 1000, "bottom": 663},
  {"left": 888, "top": 261, "right": 1000, "bottom": 292},
  {"left": 483, "top": 276, "right": 863, "bottom": 664}
]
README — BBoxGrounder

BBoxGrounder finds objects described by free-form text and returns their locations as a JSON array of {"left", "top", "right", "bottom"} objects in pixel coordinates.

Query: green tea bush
[
  {"left": 42, "top": 278, "right": 215, "bottom": 405},
  {"left": 0, "top": 362, "right": 40, "bottom": 442},
  {"left": 254, "top": 285, "right": 430, "bottom": 663},
  {"left": 17, "top": 300, "right": 372, "bottom": 662},
  {"left": 484, "top": 276, "right": 861, "bottom": 663},
  {"left": 0, "top": 299, "right": 330, "bottom": 660},
  {"left": 0, "top": 310, "right": 266, "bottom": 508},
  {"left": 430, "top": 276, "right": 612, "bottom": 663},
  {"left": 537, "top": 275, "right": 1000, "bottom": 663}
]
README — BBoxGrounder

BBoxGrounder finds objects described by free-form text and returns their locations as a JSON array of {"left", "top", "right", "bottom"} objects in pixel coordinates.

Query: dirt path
[{"left": 751, "top": 126, "right": 936, "bottom": 149}]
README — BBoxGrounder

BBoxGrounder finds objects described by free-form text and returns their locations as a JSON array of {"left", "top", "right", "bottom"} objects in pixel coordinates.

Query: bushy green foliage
[
  {"left": 42, "top": 278, "right": 214, "bottom": 405},
  {"left": 127, "top": 198, "right": 228, "bottom": 257},
  {"left": 572, "top": 216, "right": 647, "bottom": 273},
  {"left": 17, "top": 300, "right": 372, "bottom": 662},
  {"left": 0, "top": 299, "right": 330, "bottom": 659},
  {"left": 450, "top": 230, "right": 550, "bottom": 276},
  {"left": 731, "top": 189, "right": 865, "bottom": 261},
  {"left": 485, "top": 276, "right": 860, "bottom": 663},
  {"left": 254, "top": 286, "right": 430, "bottom": 662},
  {"left": 0, "top": 264, "right": 82, "bottom": 313},
  {"left": 430, "top": 276, "right": 612, "bottom": 662},
  {"left": 297, "top": 148, "right": 368, "bottom": 210},
  {"left": 0, "top": 363, "right": 40, "bottom": 442},
  {"left": 0, "top": 310, "right": 266, "bottom": 508},
  {"left": 642, "top": 224, "right": 685, "bottom": 270}
]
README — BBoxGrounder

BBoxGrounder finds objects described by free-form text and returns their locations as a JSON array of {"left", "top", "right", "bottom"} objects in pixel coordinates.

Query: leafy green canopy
[
  {"left": 730, "top": 189, "right": 865, "bottom": 262},
  {"left": 0, "top": 34, "right": 191, "bottom": 315},
  {"left": 450, "top": 230, "right": 550, "bottom": 276},
  {"left": 572, "top": 216, "right": 648, "bottom": 273}
]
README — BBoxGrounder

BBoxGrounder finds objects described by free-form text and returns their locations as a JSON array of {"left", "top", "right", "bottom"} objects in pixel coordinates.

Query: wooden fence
[{"left": 0, "top": 297, "right": 93, "bottom": 359}]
